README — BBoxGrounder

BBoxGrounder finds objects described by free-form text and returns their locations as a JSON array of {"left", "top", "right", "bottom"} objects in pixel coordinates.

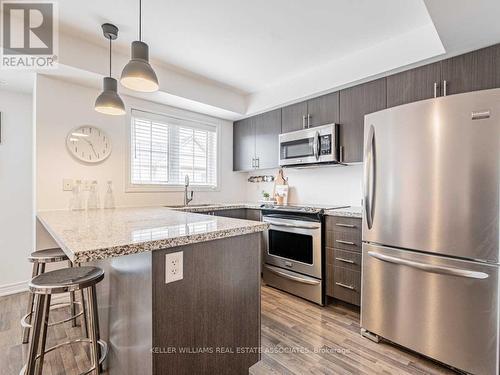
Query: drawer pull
[
  {"left": 335, "top": 223, "right": 356, "bottom": 228},
  {"left": 335, "top": 282, "right": 355, "bottom": 290},
  {"left": 336, "top": 257, "right": 355, "bottom": 264},
  {"left": 336, "top": 240, "right": 355, "bottom": 245}
]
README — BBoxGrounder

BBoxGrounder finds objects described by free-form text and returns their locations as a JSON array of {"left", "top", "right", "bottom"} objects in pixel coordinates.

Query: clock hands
[{"left": 81, "top": 138, "right": 99, "bottom": 158}]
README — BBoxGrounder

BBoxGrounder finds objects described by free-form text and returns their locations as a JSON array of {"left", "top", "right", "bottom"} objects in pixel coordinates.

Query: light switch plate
[{"left": 165, "top": 251, "right": 183, "bottom": 284}]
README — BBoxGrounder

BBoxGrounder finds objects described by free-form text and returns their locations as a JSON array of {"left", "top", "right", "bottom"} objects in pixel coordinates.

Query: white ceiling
[
  {"left": 59, "top": 0, "right": 436, "bottom": 94},
  {"left": 3, "top": 0, "right": 500, "bottom": 118}
]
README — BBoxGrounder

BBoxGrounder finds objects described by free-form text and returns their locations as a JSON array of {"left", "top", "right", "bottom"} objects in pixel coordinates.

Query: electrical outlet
[
  {"left": 165, "top": 251, "right": 183, "bottom": 284},
  {"left": 63, "top": 179, "right": 73, "bottom": 191}
]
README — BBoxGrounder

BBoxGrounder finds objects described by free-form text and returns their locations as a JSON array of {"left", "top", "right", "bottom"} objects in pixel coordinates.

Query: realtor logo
[{"left": 1, "top": 1, "right": 58, "bottom": 69}]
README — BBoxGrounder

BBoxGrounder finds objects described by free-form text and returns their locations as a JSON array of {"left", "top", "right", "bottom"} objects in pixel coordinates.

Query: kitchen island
[{"left": 37, "top": 207, "right": 268, "bottom": 375}]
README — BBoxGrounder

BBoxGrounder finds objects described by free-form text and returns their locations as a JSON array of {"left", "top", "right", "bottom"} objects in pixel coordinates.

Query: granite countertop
[
  {"left": 168, "top": 203, "right": 263, "bottom": 212},
  {"left": 37, "top": 207, "right": 268, "bottom": 263},
  {"left": 172, "top": 203, "right": 363, "bottom": 218},
  {"left": 324, "top": 206, "right": 363, "bottom": 218}
]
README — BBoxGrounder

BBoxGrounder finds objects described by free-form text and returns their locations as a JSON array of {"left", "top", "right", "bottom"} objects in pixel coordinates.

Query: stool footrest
[
  {"left": 20, "top": 338, "right": 108, "bottom": 375},
  {"left": 20, "top": 300, "right": 83, "bottom": 329}
]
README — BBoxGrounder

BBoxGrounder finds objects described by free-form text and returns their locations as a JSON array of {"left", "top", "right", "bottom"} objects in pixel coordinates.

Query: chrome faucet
[{"left": 183, "top": 174, "right": 194, "bottom": 206}]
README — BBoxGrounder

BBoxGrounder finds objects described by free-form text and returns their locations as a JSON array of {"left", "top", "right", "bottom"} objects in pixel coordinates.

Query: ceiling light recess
[
  {"left": 95, "top": 23, "right": 126, "bottom": 116},
  {"left": 120, "top": 0, "right": 159, "bottom": 92}
]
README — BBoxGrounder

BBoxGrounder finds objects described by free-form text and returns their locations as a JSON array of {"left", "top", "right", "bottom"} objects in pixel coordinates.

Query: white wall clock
[{"left": 66, "top": 125, "right": 112, "bottom": 163}]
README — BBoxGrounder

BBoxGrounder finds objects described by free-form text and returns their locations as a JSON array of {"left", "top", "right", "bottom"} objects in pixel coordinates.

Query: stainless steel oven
[
  {"left": 262, "top": 211, "right": 324, "bottom": 305},
  {"left": 279, "top": 123, "right": 338, "bottom": 167}
]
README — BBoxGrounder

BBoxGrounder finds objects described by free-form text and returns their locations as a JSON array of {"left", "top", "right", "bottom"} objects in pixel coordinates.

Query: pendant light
[
  {"left": 95, "top": 23, "right": 126, "bottom": 116},
  {"left": 120, "top": 0, "right": 159, "bottom": 92}
]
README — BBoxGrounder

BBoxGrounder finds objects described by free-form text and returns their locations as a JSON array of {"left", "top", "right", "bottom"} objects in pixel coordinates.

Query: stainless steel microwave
[{"left": 279, "top": 123, "right": 339, "bottom": 167}]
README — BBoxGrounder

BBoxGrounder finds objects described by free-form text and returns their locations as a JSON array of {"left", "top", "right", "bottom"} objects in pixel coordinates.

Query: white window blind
[{"left": 130, "top": 110, "right": 218, "bottom": 188}]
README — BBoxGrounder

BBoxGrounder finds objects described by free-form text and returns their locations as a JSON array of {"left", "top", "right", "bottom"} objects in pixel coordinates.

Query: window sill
[{"left": 125, "top": 184, "right": 220, "bottom": 193}]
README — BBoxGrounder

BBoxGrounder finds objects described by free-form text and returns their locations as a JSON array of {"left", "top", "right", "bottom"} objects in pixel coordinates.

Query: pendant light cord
[
  {"left": 109, "top": 38, "right": 112, "bottom": 77},
  {"left": 139, "top": 0, "right": 142, "bottom": 41}
]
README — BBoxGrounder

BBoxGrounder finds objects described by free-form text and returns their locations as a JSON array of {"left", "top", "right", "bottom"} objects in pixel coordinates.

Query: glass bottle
[
  {"left": 71, "top": 180, "right": 84, "bottom": 210},
  {"left": 104, "top": 180, "right": 115, "bottom": 209},
  {"left": 87, "top": 180, "right": 100, "bottom": 210}
]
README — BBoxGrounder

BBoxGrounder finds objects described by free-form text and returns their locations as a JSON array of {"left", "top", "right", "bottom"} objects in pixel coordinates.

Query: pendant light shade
[
  {"left": 95, "top": 77, "right": 126, "bottom": 115},
  {"left": 120, "top": 41, "right": 159, "bottom": 92},
  {"left": 121, "top": 0, "right": 159, "bottom": 92},
  {"left": 95, "top": 23, "right": 126, "bottom": 116}
]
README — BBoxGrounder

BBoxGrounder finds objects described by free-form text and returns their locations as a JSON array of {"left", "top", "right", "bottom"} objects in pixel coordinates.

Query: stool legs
[
  {"left": 34, "top": 294, "right": 51, "bottom": 375},
  {"left": 22, "top": 263, "right": 44, "bottom": 344},
  {"left": 25, "top": 294, "right": 46, "bottom": 375},
  {"left": 68, "top": 261, "right": 79, "bottom": 328},
  {"left": 87, "top": 285, "right": 101, "bottom": 375}
]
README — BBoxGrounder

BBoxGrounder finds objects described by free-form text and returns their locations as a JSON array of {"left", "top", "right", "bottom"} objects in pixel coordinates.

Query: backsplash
[{"left": 246, "top": 164, "right": 363, "bottom": 207}]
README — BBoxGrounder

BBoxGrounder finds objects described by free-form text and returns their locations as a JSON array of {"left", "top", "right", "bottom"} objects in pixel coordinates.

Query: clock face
[{"left": 66, "top": 126, "right": 112, "bottom": 163}]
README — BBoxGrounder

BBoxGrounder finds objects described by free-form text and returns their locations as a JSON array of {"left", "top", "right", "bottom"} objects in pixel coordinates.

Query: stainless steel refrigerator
[{"left": 361, "top": 88, "right": 499, "bottom": 375}]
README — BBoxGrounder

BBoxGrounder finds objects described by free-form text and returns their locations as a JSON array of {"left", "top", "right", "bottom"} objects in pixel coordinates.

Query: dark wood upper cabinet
[
  {"left": 255, "top": 109, "right": 281, "bottom": 169},
  {"left": 339, "top": 78, "right": 386, "bottom": 163},
  {"left": 281, "top": 101, "right": 307, "bottom": 133},
  {"left": 307, "top": 91, "right": 340, "bottom": 128},
  {"left": 233, "top": 117, "right": 255, "bottom": 171},
  {"left": 441, "top": 44, "right": 500, "bottom": 95},
  {"left": 233, "top": 109, "right": 281, "bottom": 171},
  {"left": 386, "top": 62, "right": 441, "bottom": 108}
]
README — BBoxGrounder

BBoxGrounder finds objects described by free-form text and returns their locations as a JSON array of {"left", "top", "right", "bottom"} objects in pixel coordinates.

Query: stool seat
[
  {"left": 29, "top": 266, "right": 104, "bottom": 294},
  {"left": 28, "top": 248, "right": 68, "bottom": 263}
]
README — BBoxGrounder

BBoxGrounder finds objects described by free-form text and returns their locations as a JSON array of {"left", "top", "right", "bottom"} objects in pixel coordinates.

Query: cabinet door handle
[
  {"left": 251, "top": 158, "right": 255, "bottom": 168},
  {"left": 433, "top": 82, "right": 438, "bottom": 98},
  {"left": 336, "top": 257, "right": 355, "bottom": 264},
  {"left": 443, "top": 80, "right": 447, "bottom": 96},
  {"left": 307, "top": 114, "right": 311, "bottom": 128},
  {"left": 302, "top": 115, "right": 307, "bottom": 129},
  {"left": 335, "top": 282, "right": 355, "bottom": 290},
  {"left": 256, "top": 158, "right": 260, "bottom": 168},
  {"left": 335, "top": 223, "right": 355, "bottom": 228},
  {"left": 336, "top": 240, "right": 355, "bottom": 245}
]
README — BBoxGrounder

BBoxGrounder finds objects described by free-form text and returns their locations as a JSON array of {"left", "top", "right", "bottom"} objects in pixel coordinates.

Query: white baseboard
[
  {"left": 0, "top": 281, "right": 71, "bottom": 306},
  {"left": 0, "top": 280, "right": 29, "bottom": 297}
]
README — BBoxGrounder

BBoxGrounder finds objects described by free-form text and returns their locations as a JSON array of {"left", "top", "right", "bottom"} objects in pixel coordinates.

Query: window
[{"left": 130, "top": 109, "right": 218, "bottom": 189}]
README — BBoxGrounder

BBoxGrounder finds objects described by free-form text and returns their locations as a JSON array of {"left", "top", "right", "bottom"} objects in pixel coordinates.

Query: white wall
[
  {"left": 0, "top": 90, "right": 34, "bottom": 294},
  {"left": 35, "top": 75, "right": 247, "bottom": 249},
  {"left": 246, "top": 165, "right": 363, "bottom": 207},
  {"left": 36, "top": 75, "right": 247, "bottom": 211}
]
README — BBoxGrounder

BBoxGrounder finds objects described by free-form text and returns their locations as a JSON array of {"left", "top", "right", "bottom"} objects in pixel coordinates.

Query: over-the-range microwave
[{"left": 279, "top": 123, "right": 339, "bottom": 167}]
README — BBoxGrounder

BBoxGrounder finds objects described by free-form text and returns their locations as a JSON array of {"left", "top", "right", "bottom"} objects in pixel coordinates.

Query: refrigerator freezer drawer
[{"left": 361, "top": 243, "right": 499, "bottom": 375}]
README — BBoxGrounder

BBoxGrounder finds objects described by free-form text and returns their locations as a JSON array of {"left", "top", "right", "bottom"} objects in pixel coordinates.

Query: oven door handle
[
  {"left": 264, "top": 265, "right": 321, "bottom": 285},
  {"left": 265, "top": 220, "right": 320, "bottom": 230}
]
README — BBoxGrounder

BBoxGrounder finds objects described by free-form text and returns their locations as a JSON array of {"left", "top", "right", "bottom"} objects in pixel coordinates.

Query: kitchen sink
[{"left": 165, "top": 204, "right": 215, "bottom": 208}]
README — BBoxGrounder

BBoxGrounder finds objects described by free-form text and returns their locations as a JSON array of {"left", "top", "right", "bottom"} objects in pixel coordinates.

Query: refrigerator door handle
[
  {"left": 367, "top": 251, "right": 489, "bottom": 279},
  {"left": 363, "top": 125, "right": 375, "bottom": 229}
]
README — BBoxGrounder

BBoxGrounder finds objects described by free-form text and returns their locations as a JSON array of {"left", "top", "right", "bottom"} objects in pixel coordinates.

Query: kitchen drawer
[
  {"left": 326, "top": 230, "right": 361, "bottom": 252},
  {"left": 333, "top": 266, "right": 361, "bottom": 306},
  {"left": 328, "top": 248, "right": 361, "bottom": 272},
  {"left": 325, "top": 216, "right": 361, "bottom": 234}
]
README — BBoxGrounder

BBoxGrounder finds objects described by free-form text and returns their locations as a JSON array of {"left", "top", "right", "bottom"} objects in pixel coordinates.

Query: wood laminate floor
[{"left": 1, "top": 287, "right": 456, "bottom": 375}]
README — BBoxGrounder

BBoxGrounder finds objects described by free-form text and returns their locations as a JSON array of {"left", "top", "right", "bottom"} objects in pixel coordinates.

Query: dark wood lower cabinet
[
  {"left": 213, "top": 208, "right": 247, "bottom": 219},
  {"left": 325, "top": 216, "right": 362, "bottom": 307},
  {"left": 152, "top": 233, "right": 261, "bottom": 375}
]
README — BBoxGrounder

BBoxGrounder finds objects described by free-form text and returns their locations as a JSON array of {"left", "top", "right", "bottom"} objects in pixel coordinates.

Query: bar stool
[
  {"left": 21, "top": 248, "right": 87, "bottom": 344},
  {"left": 21, "top": 266, "right": 108, "bottom": 375}
]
